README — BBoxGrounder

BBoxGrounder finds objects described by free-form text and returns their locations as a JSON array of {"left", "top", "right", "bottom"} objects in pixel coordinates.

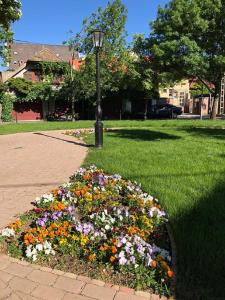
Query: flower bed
[{"left": 0, "top": 166, "right": 173, "bottom": 297}]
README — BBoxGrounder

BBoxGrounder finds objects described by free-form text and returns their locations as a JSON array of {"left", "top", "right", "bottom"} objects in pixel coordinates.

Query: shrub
[{"left": 1, "top": 93, "right": 13, "bottom": 122}]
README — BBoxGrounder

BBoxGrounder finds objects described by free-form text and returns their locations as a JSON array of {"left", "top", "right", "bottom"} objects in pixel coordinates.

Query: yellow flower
[
  {"left": 80, "top": 234, "right": 89, "bottom": 246},
  {"left": 59, "top": 238, "right": 67, "bottom": 245}
]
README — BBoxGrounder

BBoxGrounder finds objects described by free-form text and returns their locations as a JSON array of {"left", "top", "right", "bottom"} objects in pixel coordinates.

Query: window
[
  {"left": 179, "top": 92, "right": 185, "bottom": 106},
  {"left": 169, "top": 89, "right": 173, "bottom": 97}
]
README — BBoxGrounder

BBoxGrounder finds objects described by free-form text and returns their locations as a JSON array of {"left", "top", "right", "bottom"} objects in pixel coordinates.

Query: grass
[
  {"left": 1, "top": 119, "right": 225, "bottom": 299},
  {"left": 0, "top": 119, "right": 225, "bottom": 135},
  {"left": 82, "top": 123, "right": 225, "bottom": 300}
]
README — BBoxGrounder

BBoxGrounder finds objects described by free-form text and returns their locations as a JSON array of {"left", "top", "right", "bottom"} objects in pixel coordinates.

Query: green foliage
[
  {"left": 27, "top": 61, "right": 69, "bottom": 78},
  {"left": 190, "top": 81, "right": 211, "bottom": 98},
  {"left": 150, "top": 0, "right": 225, "bottom": 91},
  {"left": 26, "top": 82, "right": 55, "bottom": 102},
  {"left": 1, "top": 93, "right": 13, "bottom": 122},
  {"left": 7, "top": 78, "right": 33, "bottom": 98},
  {"left": 0, "top": 0, "right": 22, "bottom": 64},
  {"left": 64, "top": 0, "right": 130, "bottom": 98}
]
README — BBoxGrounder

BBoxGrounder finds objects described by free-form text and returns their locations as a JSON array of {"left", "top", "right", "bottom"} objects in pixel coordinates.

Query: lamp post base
[{"left": 95, "top": 120, "right": 103, "bottom": 148}]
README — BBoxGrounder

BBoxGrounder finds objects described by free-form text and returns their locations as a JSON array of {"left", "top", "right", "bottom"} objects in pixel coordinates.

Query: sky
[
  {"left": 12, "top": 0, "right": 168, "bottom": 45},
  {"left": 1, "top": 0, "right": 168, "bottom": 70}
]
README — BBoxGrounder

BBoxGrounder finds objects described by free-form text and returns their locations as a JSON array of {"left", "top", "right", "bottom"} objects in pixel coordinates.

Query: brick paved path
[
  {"left": 0, "top": 130, "right": 166, "bottom": 300},
  {"left": 0, "top": 131, "right": 88, "bottom": 229}
]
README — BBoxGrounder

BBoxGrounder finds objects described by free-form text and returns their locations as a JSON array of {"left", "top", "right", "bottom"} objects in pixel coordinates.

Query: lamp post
[{"left": 92, "top": 29, "right": 104, "bottom": 148}]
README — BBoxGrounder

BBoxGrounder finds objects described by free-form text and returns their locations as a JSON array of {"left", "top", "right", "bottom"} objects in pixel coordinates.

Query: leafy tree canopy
[
  {"left": 64, "top": 0, "right": 132, "bottom": 97},
  {"left": 0, "top": 0, "right": 22, "bottom": 64},
  {"left": 148, "top": 0, "right": 225, "bottom": 117}
]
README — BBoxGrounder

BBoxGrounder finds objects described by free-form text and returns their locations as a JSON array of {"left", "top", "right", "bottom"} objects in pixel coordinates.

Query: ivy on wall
[{"left": 1, "top": 93, "right": 13, "bottom": 122}]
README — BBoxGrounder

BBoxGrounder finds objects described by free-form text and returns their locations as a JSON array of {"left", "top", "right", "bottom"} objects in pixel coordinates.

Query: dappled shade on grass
[
  {"left": 107, "top": 129, "right": 181, "bottom": 142},
  {"left": 84, "top": 125, "right": 225, "bottom": 300},
  {"left": 180, "top": 127, "right": 225, "bottom": 140},
  {"left": 173, "top": 177, "right": 225, "bottom": 300}
]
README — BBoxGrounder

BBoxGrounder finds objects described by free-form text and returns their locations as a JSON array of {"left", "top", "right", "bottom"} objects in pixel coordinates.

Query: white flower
[
  {"left": 25, "top": 246, "right": 33, "bottom": 258},
  {"left": 105, "top": 224, "right": 110, "bottom": 230},
  {"left": 1, "top": 228, "right": 15, "bottom": 237},
  {"left": 32, "top": 255, "right": 37, "bottom": 261},
  {"left": 36, "top": 244, "right": 43, "bottom": 251},
  {"left": 119, "top": 215, "right": 123, "bottom": 221},
  {"left": 45, "top": 249, "right": 51, "bottom": 255}
]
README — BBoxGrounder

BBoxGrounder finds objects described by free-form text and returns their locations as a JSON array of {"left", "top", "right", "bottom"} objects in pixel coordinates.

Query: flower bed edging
[
  {"left": 0, "top": 253, "right": 169, "bottom": 299},
  {"left": 0, "top": 165, "right": 174, "bottom": 298}
]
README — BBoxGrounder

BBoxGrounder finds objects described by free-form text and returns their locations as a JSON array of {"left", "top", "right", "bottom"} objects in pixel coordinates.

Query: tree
[
  {"left": 64, "top": 0, "right": 130, "bottom": 105},
  {"left": 0, "top": 0, "right": 22, "bottom": 64},
  {"left": 149, "top": 0, "right": 225, "bottom": 119}
]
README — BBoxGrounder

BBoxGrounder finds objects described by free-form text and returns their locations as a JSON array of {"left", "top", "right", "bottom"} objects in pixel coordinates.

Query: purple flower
[
  {"left": 118, "top": 251, "right": 127, "bottom": 265},
  {"left": 36, "top": 218, "right": 47, "bottom": 227},
  {"left": 130, "top": 256, "right": 136, "bottom": 264},
  {"left": 97, "top": 174, "right": 105, "bottom": 186}
]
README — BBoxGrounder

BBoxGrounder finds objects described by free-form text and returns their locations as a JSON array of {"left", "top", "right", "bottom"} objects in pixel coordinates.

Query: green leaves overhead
[{"left": 0, "top": 0, "right": 22, "bottom": 64}]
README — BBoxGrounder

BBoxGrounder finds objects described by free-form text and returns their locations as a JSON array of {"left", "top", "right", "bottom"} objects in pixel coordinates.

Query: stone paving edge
[{"left": 0, "top": 253, "right": 169, "bottom": 300}]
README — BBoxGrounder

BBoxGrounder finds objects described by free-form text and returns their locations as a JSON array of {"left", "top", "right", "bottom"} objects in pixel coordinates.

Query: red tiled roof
[{"left": 9, "top": 43, "right": 79, "bottom": 69}]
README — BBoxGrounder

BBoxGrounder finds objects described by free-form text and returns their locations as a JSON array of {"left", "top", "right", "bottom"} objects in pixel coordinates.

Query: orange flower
[
  {"left": 75, "top": 190, "right": 81, "bottom": 197},
  {"left": 128, "top": 226, "right": 138, "bottom": 235},
  {"left": 167, "top": 270, "right": 174, "bottom": 278},
  {"left": 111, "top": 246, "right": 117, "bottom": 254},
  {"left": 110, "top": 256, "right": 116, "bottom": 263},
  {"left": 113, "top": 239, "right": 118, "bottom": 247},
  {"left": 83, "top": 175, "right": 90, "bottom": 180},
  {"left": 100, "top": 245, "right": 105, "bottom": 252},
  {"left": 88, "top": 253, "right": 96, "bottom": 261},
  {"left": 52, "top": 189, "right": 59, "bottom": 197},
  {"left": 151, "top": 260, "right": 157, "bottom": 268}
]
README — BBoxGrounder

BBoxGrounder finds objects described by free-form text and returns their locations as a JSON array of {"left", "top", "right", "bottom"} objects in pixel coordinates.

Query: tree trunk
[
  {"left": 144, "top": 99, "right": 148, "bottom": 120},
  {"left": 210, "top": 81, "right": 221, "bottom": 120},
  {"left": 71, "top": 98, "right": 75, "bottom": 121},
  {"left": 211, "top": 96, "right": 219, "bottom": 119}
]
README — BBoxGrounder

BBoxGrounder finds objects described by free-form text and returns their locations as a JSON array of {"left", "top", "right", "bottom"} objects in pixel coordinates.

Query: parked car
[{"left": 148, "top": 104, "right": 182, "bottom": 119}]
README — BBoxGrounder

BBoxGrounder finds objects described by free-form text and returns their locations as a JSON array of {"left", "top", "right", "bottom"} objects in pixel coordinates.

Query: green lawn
[
  {"left": 0, "top": 119, "right": 225, "bottom": 135},
  {"left": 82, "top": 123, "right": 225, "bottom": 300},
  {"left": 1, "top": 119, "right": 225, "bottom": 299}
]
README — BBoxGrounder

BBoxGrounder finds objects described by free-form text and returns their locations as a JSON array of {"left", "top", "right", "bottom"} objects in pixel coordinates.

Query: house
[
  {"left": 159, "top": 80, "right": 190, "bottom": 112},
  {"left": 1, "top": 43, "right": 81, "bottom": 121}
]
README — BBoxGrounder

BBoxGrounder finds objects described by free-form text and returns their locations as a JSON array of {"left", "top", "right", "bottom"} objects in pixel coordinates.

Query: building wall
[
  {"left": 13, "top": 101, "right": 43, "bottom": 121},
  {"left": 159, "top": 80, "right": 190, "bottom": 109}
]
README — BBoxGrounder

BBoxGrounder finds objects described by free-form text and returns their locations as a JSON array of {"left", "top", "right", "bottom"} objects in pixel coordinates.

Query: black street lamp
[{"left": 92, "top": 29, "right": 104, "bottom": 148}]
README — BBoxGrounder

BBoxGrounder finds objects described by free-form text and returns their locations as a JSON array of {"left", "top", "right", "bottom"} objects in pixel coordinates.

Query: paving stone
[
  {"left": 82, "top": 283, "right": 116, "bottom": 300},
  {"left": 0, "top": 255, "right": 11, "bottom": 270},
  {"left": 8, "top": 276, "right": 37, "bottom": 294},
  {"left": 115, "top": 292, "right": 150, "bottom": 300},
  {"left": 32, "top": 284, "right": 65, "bottom": 300},
  {"left": 63, "top": 293, "right": 93, "bottom": 300},
  {"left": 77, "top": 275, "right": 92, "bottom": 283},
  {"left": 39, "top": 266, "right": 53, "bottom": 273},
  {"left": 91, "top": 279, "right": 105, "bottom": 286},
  {"left": 120, "top": 286, "right": 135, "bottom": 294},
  {"left": 135, "top": 291, "right": 151, "bottom": 298},
  {"left": 7, "top": 291, "right": 39, "bottom": 300},
  {"left": 4, "top": 263, "right": 33, "bottom": 278},
  {"left": 54, "top": 276, "right": 85, "bottom": 294},
  {"left": 150, "top": 295, "right": 160, "bottom": 300},
  {"left": 29, "top": 269, "right": 58, "bottom": 285},
  {"left": 0, "top": 269, "right": 14, "bottom": 283},
  {"left": 64, "top": 272, "right": 77, "bottom": 279},
  {"left": 51, "top": 269, "right": 65, "bottom": 276},
  {"left": 0, "top": 131, "right": 87, "bottom": 229},
  {"left": 0, "top": 284, "right": 12, "bottom": 299}
]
